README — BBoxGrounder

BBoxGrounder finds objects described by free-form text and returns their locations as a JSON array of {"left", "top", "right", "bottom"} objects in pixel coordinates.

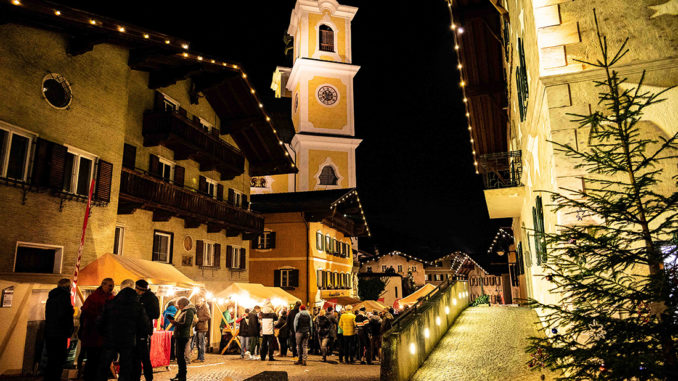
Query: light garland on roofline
[
  {"left": 487, "top": 227, "right": 513, "bottom": 254},
  {"left": 361, "top": 250, "right": 432, "bottom": 266},
  {"left": 329, "top": 189, "right": 371, "bottom": 237},
  {"left": 8, "top": 0, "right": 297, "bottom": 171},
  {"left": 446, "top": 0, "right": 479, "bottom": 175}
]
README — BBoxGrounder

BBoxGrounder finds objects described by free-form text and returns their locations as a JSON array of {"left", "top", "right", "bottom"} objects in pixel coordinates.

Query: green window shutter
[
  {"left": 536, "top": 196, "right": 547, "bottom": 263},
  {"left": 316, "top": 231, "right": 324, "bottom": 251},
  {"left": 532, "top": 206, "right": 541, "bottom": 265}
]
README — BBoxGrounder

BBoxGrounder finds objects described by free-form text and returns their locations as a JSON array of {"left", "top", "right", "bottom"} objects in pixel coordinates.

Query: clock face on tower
[{"left": 317, "top": 85, "right": 338, "bottom": 105}]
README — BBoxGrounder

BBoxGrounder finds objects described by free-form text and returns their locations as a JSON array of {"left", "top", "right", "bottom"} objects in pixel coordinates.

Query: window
[
  {"left": 233, "top": 190, "right": 244, "bottom": 207},
  {"left": 275, "top": 268, "right": 299, "bottom": 289},
  {"left": 63, "top": 146, "right": 96, "bottom": 196},
  {"left": 205, "top": 177, "right": 217, "bottom": 199},
  {"left": 113, "top": 226, "right": 124, "bottom": 255},
  {"left": 202, "top": 241, "right": 215, "bottom": 267},
  {"left": 319, "top": 165, "right": 338, "bottom": 185},
  {"left": 226, "top": 246, "right": 246, "bottom": 270},
  {"left": 395, "top": 286, "right": 398, "bottom": 299},
  {"left": 516, "top": 37, "right": 529, "bottom": 121},
  {"left": 325, "top": 234, "right": 332, "bottom": 253},
  {"left": 41, "top": 73, "right": 72, "bottom": 109},
  {"left": 397, "top": 265, "right": 403, "bottom": 273},
  {"left": 14, "top": 242, "right": 63, "bottom": 273},
  {"left": 412, "top": 265, "right": 417, "bottom": 272},
  {"left": 0, "top": 123, "right": 34, "bottom": 182},
  {"left": 158, "top": 157, "right": 174, "bottom": 182},
  {"left": 162, "top": 93, "right": 179, "bottom": 112},
  {"left": 251, "top": 176, "right": 267, "bottom": 188},
  {"left": 319, "top": 24, "right": 334, "bottom": 52},
  {"left": 198, "top": 117, "right": 214, "bottom": 134},
  {"left": 532, "top": 195, "right": 547, "bottom": 264},
  {"left": 255, "top": 231, "right": 276, "bottom": 250},
  {"left": 316, "top": 231, "right": 324, "bottom": 252},
  {"left": 382, "top": 265, "right": 387, "bottom": 272},
  {"left": 152, "top": 231, "right": 173, "bottom": 263},
  {"left": 367, "top": 266, "right": 372, "bottom": 273}
]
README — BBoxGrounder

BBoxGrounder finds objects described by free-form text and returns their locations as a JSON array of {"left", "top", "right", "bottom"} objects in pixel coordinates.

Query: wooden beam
[
  {"left": 184, "top": 219, "right": 201, "bottom": 229},
  {"left": 148, "top": 64, "right": 202, "bottom": 89},
  {"left": 207, "top": 224, "right": 223, "bottom": 233},
  {"left": 226, "top": 229, "right": 241, "bottom": 237},
  {"left": 67, "top": 33, "right": 108, "bottom": 56},
  {"left": 152, "top": 210, "right": 173, "bottom": 222},
  {"left": 465, "top": 80, "right": 506, "bottom": 97}
]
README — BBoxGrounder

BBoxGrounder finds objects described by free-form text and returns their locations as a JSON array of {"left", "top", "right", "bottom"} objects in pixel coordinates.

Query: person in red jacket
[{"left": 79, "top": 278, "right": 114, "bottom": 381}]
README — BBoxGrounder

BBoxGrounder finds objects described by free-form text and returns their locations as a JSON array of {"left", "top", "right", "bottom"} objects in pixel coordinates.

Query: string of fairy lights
[
  {"left": 487, "top": 227, "right": 513, "bottom": 254},
  {"left": 9, "top": 0, "right": 296, "bottom": 170},
  {"left": 329, "top": 189, "right": 371, "bottom": 237},
  {"left": 361, "top": 250, "right": 432, "bottom": 266},
  {"left": 446, "top": 0, "right": 479, "bottom": 175}
]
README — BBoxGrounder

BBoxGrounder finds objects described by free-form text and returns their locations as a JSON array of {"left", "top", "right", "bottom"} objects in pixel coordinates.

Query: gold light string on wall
[
  {"left": 361, "top": 250, "right": 432, "bottom": 266},
  {"left": 446, "top": 0, "right": 478, "bottom": 175},
  {"left": 9, "top": 0, "right": 296, "bottom": 170}
]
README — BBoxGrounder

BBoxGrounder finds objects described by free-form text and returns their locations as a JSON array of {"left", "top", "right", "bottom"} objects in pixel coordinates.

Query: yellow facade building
[
  {"left": 250, "top": 189, "right": 369, "bottom": 307},
  {"left": 448, "top": 0, "right": 678, "bottom": 318}
]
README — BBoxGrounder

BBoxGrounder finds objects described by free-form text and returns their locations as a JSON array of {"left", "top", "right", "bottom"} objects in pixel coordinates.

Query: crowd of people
[
  {"left": 44, "top": 278, "right": 211, "bottom": 381},
  {"left": 44, "top": 278, "right": 395, "bottom": 381},
  {"left": 230, "top": 301, "right": 395, "bottom": 366}
]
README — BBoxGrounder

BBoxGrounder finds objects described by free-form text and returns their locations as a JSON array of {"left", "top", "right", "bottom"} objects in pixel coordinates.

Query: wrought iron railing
[{"left": 478, "top": 151, "right": 523, "bottom": 189}]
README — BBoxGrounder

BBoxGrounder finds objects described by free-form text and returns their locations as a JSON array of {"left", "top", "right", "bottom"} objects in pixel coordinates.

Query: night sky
[{"left": 54, "top": 0, "right": 510, "bottom": 262}]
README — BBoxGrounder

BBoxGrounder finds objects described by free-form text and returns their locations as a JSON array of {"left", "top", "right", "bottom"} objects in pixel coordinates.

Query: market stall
[
  {"left": 212, "top": 282, "right": 300, "bottom": 354},
  {"left": 351, "top": 299, "right": 387, "bottom": 312},
  {"left": 394, "top": 283, "right": 438, "bottom": 310},
  {"left": 78, "top": 253, "right": 203, "bottom": 368}
]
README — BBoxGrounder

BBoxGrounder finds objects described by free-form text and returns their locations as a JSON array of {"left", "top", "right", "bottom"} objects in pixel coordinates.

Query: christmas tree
[{"left": 526, "top": 11, "right": 678, "bottom": 380}]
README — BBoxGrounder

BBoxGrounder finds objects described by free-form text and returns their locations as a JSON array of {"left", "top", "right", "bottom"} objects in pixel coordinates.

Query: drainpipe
[{"left": 303, "top": 215, "right": 310, "bottom": 306}]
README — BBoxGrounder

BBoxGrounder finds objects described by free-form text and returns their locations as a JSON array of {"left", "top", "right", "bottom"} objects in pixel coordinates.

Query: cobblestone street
[
  {"left": 151, "top": 353, "right": 380, "bottom": 381},
  {"left": 412, "top": 306, "right": 558, "bottom": 381}
]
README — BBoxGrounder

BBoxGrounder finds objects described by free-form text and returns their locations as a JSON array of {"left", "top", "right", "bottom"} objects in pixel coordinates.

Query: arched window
[
  {"left": 319, "top": 165, "right": 338, "bottom": 185},
  {"left": 319, "top": 25, "right": 334, "bottom": 52}
]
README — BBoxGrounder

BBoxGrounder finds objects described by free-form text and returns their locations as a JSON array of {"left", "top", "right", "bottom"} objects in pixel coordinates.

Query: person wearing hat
[
  {"left": 338, "top": 305, "right": 356, "bottom": 363},
  {"left": 133, "top": 279, "right": 159, "bottom": 381},
  {"left": 355, "top": 307, "right": 371, "bottom": 364}
]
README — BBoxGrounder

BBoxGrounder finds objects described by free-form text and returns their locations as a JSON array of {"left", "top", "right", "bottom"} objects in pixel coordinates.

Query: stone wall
[{"left": 381, "top": 281, "right": 469, "bottom": 381}]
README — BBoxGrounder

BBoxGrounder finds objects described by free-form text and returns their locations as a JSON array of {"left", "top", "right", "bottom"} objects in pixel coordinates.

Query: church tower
[{"left": 255, "top": 0, "right": 360, "bottom": 194}]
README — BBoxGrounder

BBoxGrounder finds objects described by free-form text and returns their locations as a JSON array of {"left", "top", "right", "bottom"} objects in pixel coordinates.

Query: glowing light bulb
[
  {"left": 463, "top": 98, "right": 468, "bottom": 103},
  {"left": 460, "top": 80, "right": 465, "bottom": 87},
  {"left": 182, "top": 52, "right": 189, "bottom": 58},
  {"left": 250, "top": 89, "right": 255, "bottom": 94},
  {"left": 54, "top": 10, "right": 61, "bottom": 15},
  {"left": 266, "top": 116, "right": 271, "bottom": 121},
  {"left": 242, "top": 73, "right": 247, "bottom": 79},
  {"left": 458, "top": 27, "right": 465, "bottom": 34},
  {"left": 117, "top": 26, "right": 126, "bottom": 33},
  {"left": 12, "top": 0, "right": 21, "bottom": 5},
  {"left": 424, "top": 328, "right": 430, "bottom": 338},
  {"left": 210, "top": 59, "right": 215, "bottom": 63},
  {"left": 165, "top": 39, "right": 171, "bottom": 44},
  {"left": 466, "top": 112, "right": 470, "bottom": 117},
  {"left": 445, "top": 306, "right": 450, "bottom": 314},
  {"left": 89, "top": 19, "right": 97, "bottom": 25},
  {"left": 143, "top": 33, "right": 150, "bottom": 39},
  {"left": 233, "top": 65, "right": 239, "bottom": 69},
  {"left": 457, "top": 63, "right": 462, "bottom": 69},
  {"left": 409, "top": 343, "right": 416, "bottom": 355},
  {"left": 197, "top": 56, "right": 203, "bottom": 61},
  {"left": 436, "top": 316, "right": 441, "bottom": 326},
  {"left": 452, "top": 298, "right": 458, "bottom": 306},
  {"left": 450, "top": 23, "right": 456, "bottom": 30},
  {"left": 181, "top": 43, "right": 189, "bottom": 50},
  {"left": 454, "top": 44, "right": 459, "bottom": 50}
]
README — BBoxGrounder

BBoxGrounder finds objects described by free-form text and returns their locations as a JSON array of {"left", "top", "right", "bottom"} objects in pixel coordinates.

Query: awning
[
  {"left": 397, "top": 284, "right": 438, "bottom": 308},
  {"left": 214, "top": 282, "right": 300, "bottom": 308},
  {"left": 77, "top": 253, "right": 202, "bottom": 289},
  {"left": 351, "top": 300, "right": 386, "bottom": 312},
  {"left": 326, "top": 296, "right": 361, "bottom": 306}
]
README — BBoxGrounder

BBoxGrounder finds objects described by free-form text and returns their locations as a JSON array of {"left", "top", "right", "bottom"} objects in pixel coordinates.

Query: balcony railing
[
  {"left": 478, "top": 151, "right": 523, "bottom": 189},
  {"left": 119, "top": 168, "right": 263, "bottom": 234},
  {"left": 143, "top": 110, "right": 244, "bottom": 180}
]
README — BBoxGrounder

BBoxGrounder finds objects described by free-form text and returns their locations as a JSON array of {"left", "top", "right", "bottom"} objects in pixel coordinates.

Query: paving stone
[{"left": 411, "top": 306, "right": 559, "bottom": 381}]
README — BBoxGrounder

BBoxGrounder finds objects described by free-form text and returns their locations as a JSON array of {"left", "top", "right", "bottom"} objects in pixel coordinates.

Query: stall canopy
[
  {"left": 397, "top": 284, "right": 438, "bottom": 308},
  {"left": 78, "top": 253, "right": 202, "bottom": 289},
  {"left": 214, "top": 282, "right": 299, "bottom": 308},
  {"left": 351, "top": 300, "right": 386, "bottom": 312}
]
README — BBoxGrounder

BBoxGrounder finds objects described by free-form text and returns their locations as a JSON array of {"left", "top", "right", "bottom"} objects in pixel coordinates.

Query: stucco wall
[{"left": 360, "top": 255, "right": 426, "bottom": 286}]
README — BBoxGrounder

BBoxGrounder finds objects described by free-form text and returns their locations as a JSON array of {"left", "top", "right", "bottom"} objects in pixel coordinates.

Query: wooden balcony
[
  {"left": 118, "top": 168, "right": 263, "bottom": 235},
  {"left": 479, "top": 151, "right": 524, "bottom": 219},
  {"left": 142, "top": 110, "right": 244, "bottom": 180}
]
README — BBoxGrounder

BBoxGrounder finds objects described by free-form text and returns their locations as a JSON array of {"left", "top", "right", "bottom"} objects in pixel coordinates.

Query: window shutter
[
  {"left": 316, "top": 232, "right": 323, "bottom": 251},
  {"left": 227, "top": 188, "right": 235, "bottom": 205},
  {"left": 273, "top": 270, "right": 281, "bottom": 287},
  {"left": 290, "top": 269, "right": 299, "bottom": 288},
  {"left": 269, "top": 232, "right": 276, "bottom": 249},
  {"left": 251, "top": 237, "right": 258, "bottom": 250},
  {"left": 226, "top": 245, "right": 233, "bottom": 268},
  {"left": 239, "top": 248, "right": 246, "bottom": 269},
  {"left": 195, "top": 240, "right": 204, "bottom": 266},
  {"left": 31, "top": 138, "right": 52, "bottom": 187},
  {"left": 242, "top": 194, "right": 248, "bottom": 209},
  {"left": 149, "top": 154, "right": 161, "bottom": 177},
  {"left": 174, "top": 165, "right": 185, "bottom": 187},
  {"left": 94, "top": 160, "right": 113, "bottom": 202},
  {"left": 199, "top": 175, "right": 207, "bottom": 194},
  {"left": 214, "top": 243, "right": 221, "bottom": 268},
  {"left": 48, "top": 143, "right": 67, "bottom": 190},
  {"left": 325, "top": 236, "right": 331, "bottom": 253},
  {"left": 122, "top": 144, "right": 136, "bottom": 169},
  {"left": 154, "top": 91, "right": 165, "bottom": 111},
  {"left": 217, "top": 184, "right": 224, "bottom": 201},
  {"left": 317, "top": 269, "right": 323, "bottom": 288}
]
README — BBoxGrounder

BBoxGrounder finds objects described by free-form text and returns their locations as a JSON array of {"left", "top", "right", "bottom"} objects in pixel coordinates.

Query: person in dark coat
[
  {"left": 97, "top": 281, "right": 150, "bottom": 381},
  {"left": 237, "top": 310, "right": 250, "bottom": 358},
  {"left": 44, "top": 278, "right": 74, "bottom": 381},
  {"left": 316, "top": 309, "right": 332, "bottom": 362},
  {"left": 133, "top": 279, "right": 160, "bottom": 381},
  {"left": 286, "top": 301, "right": 301, "bottom": 357},
  {"left": 79, "top": 278, "right": 114, "bottom": 381},
  {"left": 168, "top": 297, "right": 195, "bottom": 381},
  {"left": 354, "top": 307, "right": 372, "bottom": 365},
  {"left": 326, "top": 307, "right": 338, "bottom": 356},
  {"left": 247, "top": 306, "right": 261, "bottom": 355},
  {"left": 368, "top": 310, "right": 383, "bottom": 362},
  {"left": 275, "top": 310, "right": 289, "bottom": 357}
]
